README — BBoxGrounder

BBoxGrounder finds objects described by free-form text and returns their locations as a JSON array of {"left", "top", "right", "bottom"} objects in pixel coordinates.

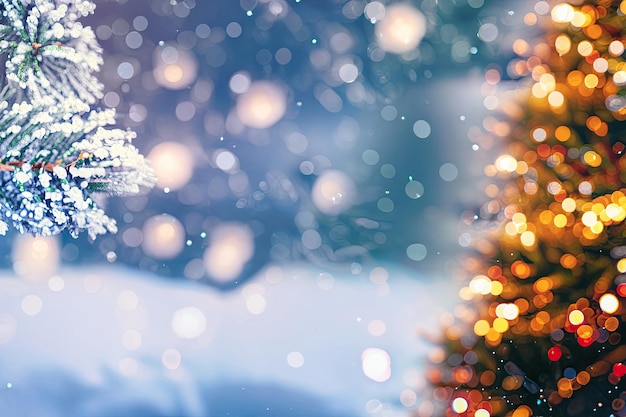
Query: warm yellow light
[
  {"left": 568, "top": 309, "right": 584, "bottom": 325},
  {"left": 532, "top": 82, "right": 549, "bottom": 98},
  {"left": 583, "top": 151, "right": 602, "bottom": 167},
  {"left": 562, "top": 198, "right": 576, "bottom": 212},
  {"left": 554, "top": 213, "right": 568, "bottom": 228},
  {"left": 236, "top": 81, "right": 287, "bottom": 129},
  {"left": 512, "top": 405, "right": 533, "bottom": 417},
  {"left": 12, "top": 235, "right": 60, "bottom": 279},
  {"left": 459, "top": 286, "right": 473, "bottom": 300},
  {"left": 599, "top": 293, "right": 620, "bottom": 314},
  {"left": 490, "top": 281, "right": 504, "bottom": 296},
  {"left": 520, "top": 231, "right": 536, "bottom": 247},
  {"left": 581, "top": 211, "right": 598, "bottom": 227},
  {"left": 485, "top": 328, "right": 502, "bottom": 345},
  {"left": 512, "top": 212, "right": 526, "bottom": 225},
  {"left": 203, "top": 223, "right": 255, "bottom": 283},
  {"left": 496, "top": 303, "right": 520, "bottom": 320},
  {"left": 555, "top": 34, "right": 571, "bottom": 55},
  {"left": 584, "top": 73, "right": 599, "bottom": 88},
  {"left": 577, "top": 324, "right": 593, "bottom": 339},
  {"left": 452, "top": 397, "right": 469, "bottom": 413},
  {"left": 153, "top": 45, "right": 198, "bottom": 90},
  {"left": 548, "top": 91, "right": 565, "bottom": 107},
  {"left": 555, "top": 125, "right": 571, "bottom": 141},
  {"left": 164, "top": 65, "right": 183, "bottom": 83},
  {"left": 495, "top": 155, "right": 518, "bottom": 172},
  {"left": 475, "top": 408, "right": 491, "bottom": 417},
  {"left": 590, "top": 221, "right": 604, "bottom": 234},
  {"left": 540, "top": 210, "right": 555, "bottom": 224},
  {"left": 469, "top": 275, "right": 493, "bottom": 295},
  {"left": 539, "top": 73, "right": 556, "bottom": 92},
  {"left": 567, "top": 70, "right": 584, "bottom": 87},
  {"left": 534, "top": 277, "right": 551, "bottom": 293},
  {"left": 375, "top": 3, "right": 427, "bottom": 54},
  {"left": 551, "top": 3, "right": 575, "bottom": 23},
  {"left": 578, "top": 41, "right": 594, "bottom": 57},
  {"left": 571, "top": 11, "right": 590, "bottom": 27},
  {"left": 148, "top": 142, "right": 195, "bottom": 190},
  {"left": 142, "top": 214, "right": 185, "bottom": 259},
  {"left": 493, "top": 317, "right": 509, "bottom": 333},
  {"left": 535, "top": 311, "right": 550, "bottom": 325},
  {"left": 505, "top": 222, "right": 518, "bottom": 236}
]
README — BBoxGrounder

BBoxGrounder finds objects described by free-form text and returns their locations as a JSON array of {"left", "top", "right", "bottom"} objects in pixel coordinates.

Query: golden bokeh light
[
  {"left": 153, "top": 44, "right": 198, "bottom": 90},
  {"left": 148, "top": 141, "right": 195, "bottom": 190},
  {"left": 141, "top": 214, "right": 186, "bottom": 259},
  {"left": 235, "top": 81, "right": 287, "bottom": 129},
  {"left": 374, "top": 3, "right": 427, "bottom": 54},
  {"left": 203, "top": 223, "right": 255, "bottom": 283}
]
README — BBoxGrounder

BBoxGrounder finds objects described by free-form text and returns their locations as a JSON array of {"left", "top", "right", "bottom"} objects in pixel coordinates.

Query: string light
[{"left": 437, "top": 2, "right": 626, "bottom": 416}]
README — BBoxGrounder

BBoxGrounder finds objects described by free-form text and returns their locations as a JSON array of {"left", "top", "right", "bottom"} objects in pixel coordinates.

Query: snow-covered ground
[{"left": 0, "top": 263, "right": 455, "bottom": 417}]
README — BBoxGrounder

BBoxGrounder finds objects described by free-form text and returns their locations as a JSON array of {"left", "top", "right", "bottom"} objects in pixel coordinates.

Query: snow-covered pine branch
[
  {"left": 0, "top": 0, "right": 156, "bottom": 238},
  {"left": 0, "top": 0, "right": 102, "bottom": 104}
]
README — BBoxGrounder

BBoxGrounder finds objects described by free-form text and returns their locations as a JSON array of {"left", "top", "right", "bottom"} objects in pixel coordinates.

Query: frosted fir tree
[{"left": 0, "top": 0, "right": 155, "bottom": 239}]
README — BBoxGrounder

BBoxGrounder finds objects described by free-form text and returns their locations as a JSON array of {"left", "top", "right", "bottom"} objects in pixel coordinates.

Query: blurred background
[{"left": 0, "top": 0, "right": 539, "bottom": 416}]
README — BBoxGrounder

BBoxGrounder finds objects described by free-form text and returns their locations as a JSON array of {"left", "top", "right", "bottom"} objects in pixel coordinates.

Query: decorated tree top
[{"left": 0, "top": 0, "right": 155, "bottom": 239}]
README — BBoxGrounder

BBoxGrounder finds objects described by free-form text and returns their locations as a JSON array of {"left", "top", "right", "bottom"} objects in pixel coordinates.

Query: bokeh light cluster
[
  {"left": 432, "top": 2, "right": 626, "bottom": 416},
  {"left": 0, "top": 0, "right": 524, "bottom": 286},
  {"left": 10, "top": 0, "right": 626, "bottom": 415}
]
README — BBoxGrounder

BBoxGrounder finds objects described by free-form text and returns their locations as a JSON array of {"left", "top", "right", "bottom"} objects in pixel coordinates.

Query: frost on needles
[{"left": 0, "top": 0, "right": 155, "bottom": 239}]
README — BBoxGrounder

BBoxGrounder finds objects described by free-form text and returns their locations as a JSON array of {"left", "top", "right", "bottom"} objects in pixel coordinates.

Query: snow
[{"left": 0, "top": 263, "right": 455, "bottom": 417}]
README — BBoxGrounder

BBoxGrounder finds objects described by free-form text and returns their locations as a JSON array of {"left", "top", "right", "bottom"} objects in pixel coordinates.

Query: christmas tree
[
  {"left": 0, "top": 0, "right": 154, "bottom": 239},
  {"left": 430, "top": 1, "right": 626, "bottom": 417}
]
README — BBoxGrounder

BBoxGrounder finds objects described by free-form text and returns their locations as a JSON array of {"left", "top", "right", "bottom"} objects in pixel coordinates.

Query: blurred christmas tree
[
  {"left": 430, "top": 1, "right": 626, "bottom": 416},
  {"left": 0, "top": 0, "right": 154, "bottom": 239}
]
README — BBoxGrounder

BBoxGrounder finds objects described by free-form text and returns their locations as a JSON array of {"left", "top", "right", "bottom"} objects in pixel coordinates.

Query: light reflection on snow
[
  {"left": 122, "top": 329, "right": 142, "bottom": 351},
  {"left": 171, "top": 306, "right": 207, "bottom": 339},
  {"left": 119, "top": 357, "right": 139, "bottom": 377},
  {"left": 21, "top": 294, "right": 43, "bottom": 316},
  {"left": 367, "top": 320, "right": 386, "bottom": 337},
  {"left": 117, "top": 290, "right": 139, "bottom": 311},
  {"left": 361, "top": 347, "right": 391, "bottom": 382},
  {"left": 162, "top": 348, "right": 182, "bottom": 370},
  {"left": 246, "top": 294, "right": 267, "bottom": 315},
  {"left": 287, "top": 351, "right": 305, "bottom": 368},
  {"left": 0, "top": 263, "right": 454, "bottom": 416}
]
